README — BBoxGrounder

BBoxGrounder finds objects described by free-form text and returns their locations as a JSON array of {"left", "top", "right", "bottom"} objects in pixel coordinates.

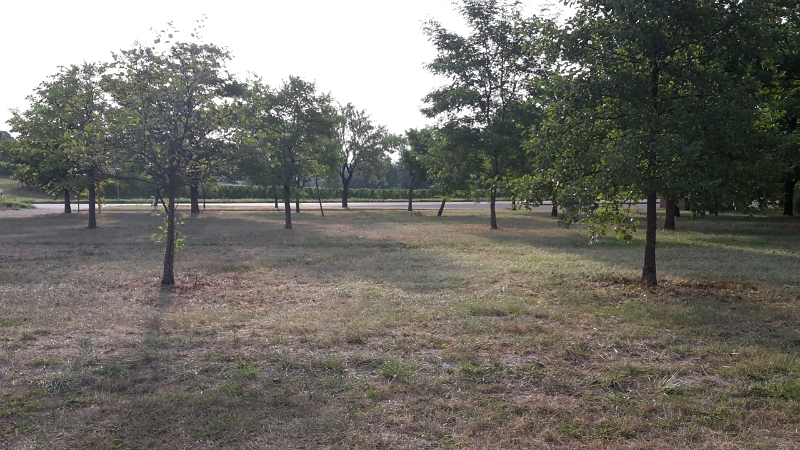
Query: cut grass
[
  {"left": 0, "top": 208, "right": 798, "bottom": 448},
  {"left": 0, "top": 176, "right": 53, "bottom": 203},
  {"left": 0, "top": 195, "right": 32, "bottom": 210}
]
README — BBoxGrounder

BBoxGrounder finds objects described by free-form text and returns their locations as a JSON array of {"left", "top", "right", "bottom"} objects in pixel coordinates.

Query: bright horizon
[{"left": 1, "top": 0, "right": 565, "bottom": 137}]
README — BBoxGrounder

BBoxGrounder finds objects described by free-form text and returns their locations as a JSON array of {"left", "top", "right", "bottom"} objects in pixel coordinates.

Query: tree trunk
[
  {"left": 783, "top": 179, "right": 795, "bottom": 216},
  {"left": 273, "top": 186, "right": 278, "bottom": 209},
  {"left": 283, "top": 184, "right": 292, "bottom": 229},
  {"left": 551, "top": 197, "right": 558, "bottom": 217},
  {"left": 295, "top": 196, "right": 300, "bottom": 213},
  {"left": 63, "top": 189, "right": 72, "bottom": 214},
  {"left": 161, "top": 189, "right": 176, "bottom": 286},
  {"left": 315, "top": 178, "right": 324, "bottom": 216},
  {"left": 88, "top": 182, "right": 97, "bottom": 229},
  {"left": 664, "top": 197, "right": 676, "bottom": 230},
  {"left": 190, "top": 183, "right": 200, "bottom": 214},
  {"left": 437, "top": 198, "right": 446, "bottom": 217},
  {"left": 642, "top": 190, "right": 658, "bottom": 286},
  {"left": 489, "top": 185, "right": 498, "bottom": 229},
  {"left": 341, "top": 180, "right": 350, "bottom": 208},
  {"left": 407, "top": 187, "right": 413, "bottom": 211}
]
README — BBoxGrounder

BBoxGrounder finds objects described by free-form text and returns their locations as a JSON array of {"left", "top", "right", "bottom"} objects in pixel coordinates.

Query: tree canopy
[
  {"left": 422, "top": 0, "right": 546, "bottom": 228},
  {"left": 106, "top": 40, "right": 233, "bottom": 285}
]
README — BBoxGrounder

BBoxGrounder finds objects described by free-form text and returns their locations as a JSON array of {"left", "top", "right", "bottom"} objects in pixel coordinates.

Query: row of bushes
[
  {"left": 105, "top": 182, "right": 451, "bottom": 201},
  {"left": 210, "top": 185, "right": 448, "bottom": 201}
]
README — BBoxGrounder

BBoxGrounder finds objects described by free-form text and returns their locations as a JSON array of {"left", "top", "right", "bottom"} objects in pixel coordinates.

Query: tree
[
  {"left": 764, "top": 3, "right": 800, "bottom": 216},
  {"left": 8, "top": 62, "right": 116, "bottom": 224},
  {"left": 422, "top": 0, "right": 543, "bottom": 228},
  {"left": 236, "top": 77, "right": 336, "bottom": 228},
  {"left": 400, "top": 131, "right": 427, "bottom": 211},
  {"left": 107, "top": 40, "right": 232, "bottom": 285},
  {"left": 333, "top": 103, "right": 395, "bottom": 208},
  {"left": 544, "top": 0, "right": 772, "bottom": 285}
]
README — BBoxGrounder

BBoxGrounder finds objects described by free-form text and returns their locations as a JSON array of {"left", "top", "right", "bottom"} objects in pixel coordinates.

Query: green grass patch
[{"left": 0, "top": 194, "right": 33, "bottom": 209}]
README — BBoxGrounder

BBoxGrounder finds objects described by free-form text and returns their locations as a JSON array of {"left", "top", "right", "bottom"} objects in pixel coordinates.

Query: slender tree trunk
[
  {"left": 202, "top": 185, "right": 206, "bottom": 210},
  {"left": 342, "top": 180, "right": 350, "bottom": 208},
  {"left": 273, "top": 186, "right": 278, "bottom": 209},
  {"left": 407, "top": 187, "right": 413, "bottom": 211},
  {"left": 88, "top": 182, "right": 97, "bottom": 229},
  {"left": 295, "top": 178, "right": 301, "bottom": 213},
  {"left": 77, "top": 192, "right": 80, "bottom": 211},
  {"left": 161, "top": 189, "right": 176, "bottom": 286},
  {"left": 642, "top": 60, "right": 660, "bottom": 286},
  {"left": 783, "top": 179, "right": 796, "bottom": 216},
  {"left": 190, "top": 183, "right": 200, "bottom": 214},
  {"left": 437, "top": 198, "right": 446, "bottom": 217},
  {"left": 64, "top": 189, "right": 72, "bottom": 214},
  {"left": 551, "top": 195, "right": 558, "bottom": 218},
  {"left": 673, "top": 201, "right": 680, "bottom": 218},
  {"left": 642, "top": 190, "right": 658, "bottom": 286},
  {"left": 664, "top": 197, "right": 676, "bottom": 230},
  {"left": 489, "top": 185, "right": 498, "bottom": 229},
  {"left": 283, "top": 184, "right": 292, "bottom": 229},
  {"left": 315, "top": 178, "right": 324, "bottom": 216}
]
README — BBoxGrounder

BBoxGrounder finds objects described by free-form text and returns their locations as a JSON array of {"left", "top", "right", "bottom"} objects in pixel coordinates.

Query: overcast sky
[{"left": 1, "top": 0, "right": 565, "bottom": 136}]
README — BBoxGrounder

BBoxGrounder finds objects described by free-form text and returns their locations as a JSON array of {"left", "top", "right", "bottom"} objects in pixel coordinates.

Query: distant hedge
[
  {"left": 106, "top": 182, "right": 448, "bottom": 201},
  {"left": 209, "top": 185, "right": 446, "bottom": 201}
]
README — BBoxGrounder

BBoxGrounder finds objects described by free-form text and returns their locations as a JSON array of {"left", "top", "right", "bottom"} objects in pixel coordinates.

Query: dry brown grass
[{"left": 1, "top": 209, "right": 799, "bottom": 449}]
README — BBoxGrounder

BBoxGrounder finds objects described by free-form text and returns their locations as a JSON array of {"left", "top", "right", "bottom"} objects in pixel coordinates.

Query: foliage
[
  {"left": 7, "top": 62, "right": 117, "bottom": 224},
  {"left": 234, "top": 76, "right": 337, "bottom": 228},
  {"left": 422, "top": 0, "right": 546, "bottom": 228},
  {"left": 758, "top": 3, "right": 800, "bottom": 215},
  {"left": 150, "top": 212, "right": 186, "bottom": 250},
  {"left": 540, "top": 0, "right": 775, "bottom": 284},
  {"left": 106, "top": 35, "right": 233, "bottom": 284},
  {"left": 333, "top": 103, "right": 399, "bottom": 207}
]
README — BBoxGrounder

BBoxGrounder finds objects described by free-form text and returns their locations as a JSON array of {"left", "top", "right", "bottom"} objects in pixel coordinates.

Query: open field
[{"left": 1, "top": 209, "right": 799, "bottom": 449}]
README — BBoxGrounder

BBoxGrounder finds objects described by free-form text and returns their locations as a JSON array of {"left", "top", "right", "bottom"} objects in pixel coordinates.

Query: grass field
[
  {"left": 1, "top": 208, "right": 799, "bottom": 449},
  {"left": 0, "top": 177, "right": 52, "bottom": 205}
]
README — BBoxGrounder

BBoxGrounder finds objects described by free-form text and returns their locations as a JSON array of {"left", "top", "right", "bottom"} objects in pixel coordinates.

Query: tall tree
[
  {"left": 765, "top": 2, "right": 800, "bottom": 216},
  {"left": 107, "top": 40, "right": 232, "bottom": 285},
  {"left": 422, "top": 0, "right": 542, "bottom": 228},
  {"left": 545, "top": 0, "right": 772, "bottom": 285},
  {"left": 333, "top": 103, "right": 395, "bottom": 208},
  {"left": 8, "top": 62, "right": 115, "bottom": 224},
  {"left": 236, "top": 77, "right": 336, "bottom": 228}
]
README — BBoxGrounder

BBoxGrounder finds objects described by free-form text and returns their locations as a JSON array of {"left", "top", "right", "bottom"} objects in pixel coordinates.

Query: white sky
[{"left": 1, "top": 0, "right": 565, "bottom": 136}]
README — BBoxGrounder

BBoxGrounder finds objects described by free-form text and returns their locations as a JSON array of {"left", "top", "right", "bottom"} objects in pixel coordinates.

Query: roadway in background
[
  {"left": 2, "top": 200, "right": 650, "bottom": 217},
  {"left": 2, "top": 201, "right": 556, "bottom": 217}
]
